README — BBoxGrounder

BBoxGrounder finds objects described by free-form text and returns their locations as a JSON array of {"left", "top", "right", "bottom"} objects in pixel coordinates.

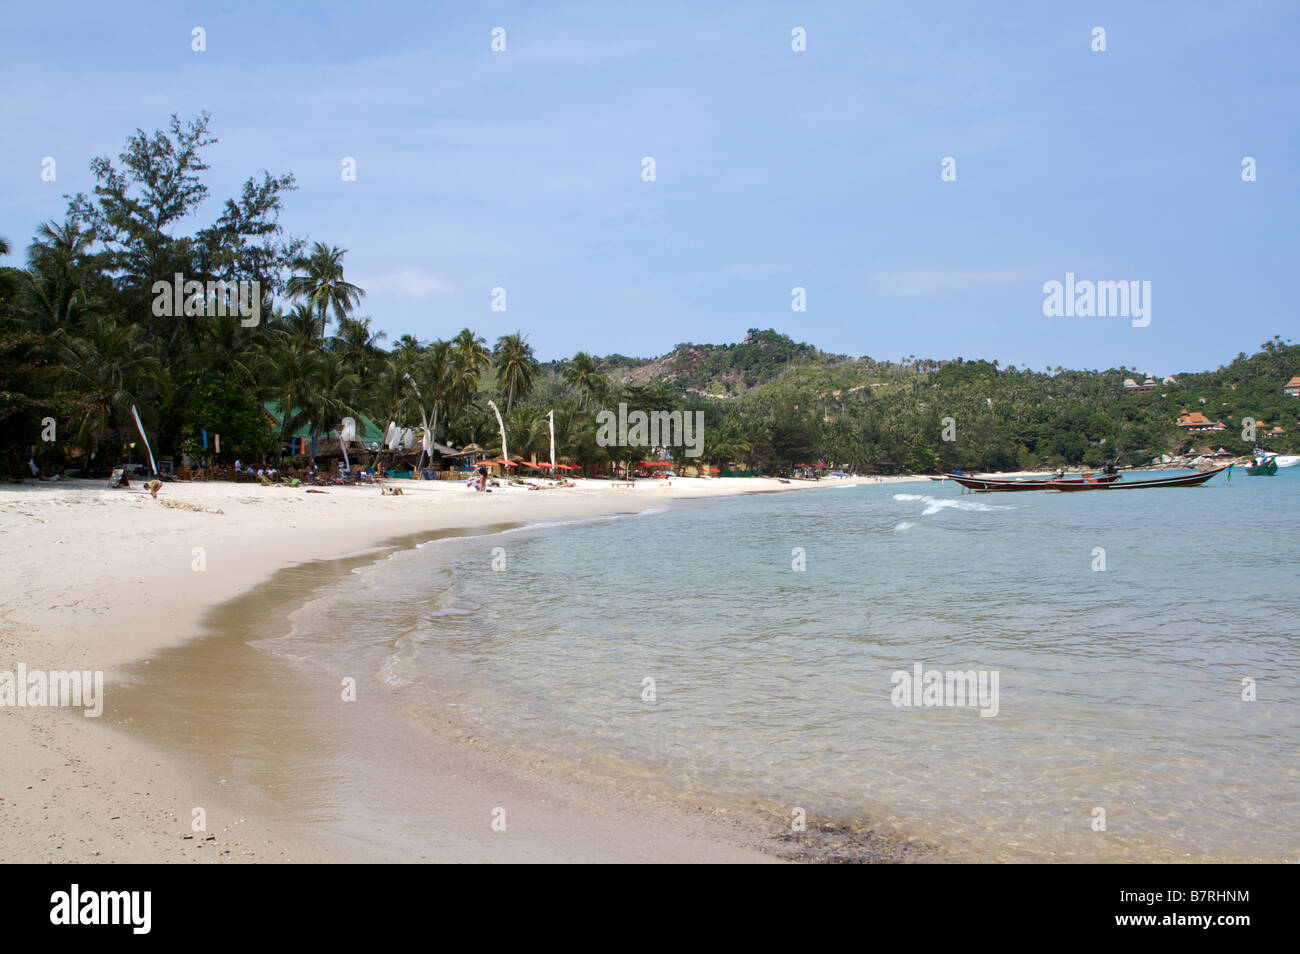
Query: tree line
[{"left": 2, "top": 114, "right": 1296, "bottom": 478}]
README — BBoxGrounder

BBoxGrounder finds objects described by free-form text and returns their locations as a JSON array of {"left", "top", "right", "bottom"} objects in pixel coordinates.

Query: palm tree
[
  {"left": 23, "top": 219, "right": 97, "bottom": 333},
  {"left": 276, "top": 302, "right": 323, "bottom": 341},
  {"left": 493, "top": 331, "right": 539, "bottom": 413},
  {"left": 331, "top": 315, "right": 386, "bottom": 386},
  {"left": 0, "top": 236, "right": 16, "bottom": 303},
  {"left": 562, "top": 351, "right": 609, "bottom": 408},
  {"left": 266, "top": 311, "right": 324, "bottom": 447},
  {"left": 451, "top": 328, "right": 490, "bottom": 375},
  {"left": 505, "top": 405, "right": 550, "bottom": 459},
  {"left": 285, "top": 242, "right": 365, "bottom": 338},
  {"left": 419, "top": 339, "right": 452, "bottom": 445},
  {"left": 376, "top": 348, "right": 427, "bottom": 435},
  {"left": 196, "top": 311, "right": 264, "bottom": 385},
  {"left": 295, "top": 351, "right": 361, "bottom": 440},
  {"left": 55, "top": 318, "right": 161, "bottom": 462},
  {"left": 446, "top": 328, "right": 490, "bottom": 419}
]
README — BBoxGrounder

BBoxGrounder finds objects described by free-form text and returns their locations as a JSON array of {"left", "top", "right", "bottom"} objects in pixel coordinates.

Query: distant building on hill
[
  {"left": 1285, "top": 375, "right": 1300, "bottom": 397},
  {"left": 1174, "top": 410, "right": 1226, "bottom": 433},
  {"left": 1123, "top": 377, "right": 1155, "bottom": 393},
  {"left": 1251, "top": 419, "right": 1287, "bottom": 437}
]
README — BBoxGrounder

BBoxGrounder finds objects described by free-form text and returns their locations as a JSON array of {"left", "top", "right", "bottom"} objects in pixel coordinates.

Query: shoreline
[{"left": 1, "top": 473, "right": 925, "bottom": 863}]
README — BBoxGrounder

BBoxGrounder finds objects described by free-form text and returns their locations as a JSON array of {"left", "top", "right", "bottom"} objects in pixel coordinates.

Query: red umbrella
[{"left": 642, "top": 461, "right": 672, "bottom": 467}]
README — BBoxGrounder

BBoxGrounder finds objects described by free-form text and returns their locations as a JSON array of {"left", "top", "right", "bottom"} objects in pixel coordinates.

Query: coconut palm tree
[
  {"left": 285, "top": 242, "right": 365, "bottom": 338},
  {"left": 376, "top": 350, "right": 423, "bottom": 435},
  {"left": 196, "top": 311, "right": 264, "bottom": 386},
  {"left": 493, "top": 331, "right": 539, "bottom": 413},
  {"left": 504, "top": 405, "right": 551, "bottom": 460},
  {"left": 266, "top": 311, "right": 324, "bottom": 447},
  {"left": 0, "top": 237, "right": 13, "bottom": 307},
  {"left": 331, "top": 315, "right": 386, "bottom": 388},
  {"left": 54, "top": 318, "right": 161, "bottom": 461},
  {"left": 275, "top": 302, "right": 323, "bottom": 341},
  {"left": 418, "top": 338, "right": 453, "bottom": 445},
  {"left": 295, "top": 351, "right": 361, "bottom": 440},
  {"left": 446, "top": 328, "right": 490, "bottom": 418},
  {"left": 23, "top": 219, "right": 97, "bottom": 333},
  {"left": 451, "top": 328, "right": 490, "bottom": 375},
  {"left": 562, "top": 351, "right": 609, "bottom": 408}
]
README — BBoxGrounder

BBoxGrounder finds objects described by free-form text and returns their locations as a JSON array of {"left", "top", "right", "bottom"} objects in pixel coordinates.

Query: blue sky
[{"left": 2, "top": 1, "right": 1297, "bottom": 375}]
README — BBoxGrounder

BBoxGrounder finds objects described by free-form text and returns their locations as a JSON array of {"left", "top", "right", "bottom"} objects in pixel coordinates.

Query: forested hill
[{"left": 544, "top": 329, "right": 1300, "bottom": 471}]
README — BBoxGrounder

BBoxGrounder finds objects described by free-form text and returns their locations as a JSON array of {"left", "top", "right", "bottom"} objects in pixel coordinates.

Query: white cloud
[{"left": 358, "top": 267, "right": 453, "bottom": 299}]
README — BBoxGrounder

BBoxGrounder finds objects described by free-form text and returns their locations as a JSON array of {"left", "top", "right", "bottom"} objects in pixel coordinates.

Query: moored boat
[
  {"left": 1046, "top": 463, "right": 1231, "bottom": 491},
  {"left": 949, "top": 471, "right": 1120, "bottom": 492}
]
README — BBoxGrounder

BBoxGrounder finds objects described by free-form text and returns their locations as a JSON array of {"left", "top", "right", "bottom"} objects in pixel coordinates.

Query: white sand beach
[{"left": 0, "top": 474, "right": 918, "bottom": 863}]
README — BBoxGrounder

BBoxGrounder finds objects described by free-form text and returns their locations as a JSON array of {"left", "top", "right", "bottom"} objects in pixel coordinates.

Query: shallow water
[{"left": 273, "top": 473, "right": 1300, "bottom": 861}]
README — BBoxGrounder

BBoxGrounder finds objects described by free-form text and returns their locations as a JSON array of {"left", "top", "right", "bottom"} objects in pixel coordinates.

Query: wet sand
[{"left": 1, "top": 474, "right": 923, "bottom": 862}]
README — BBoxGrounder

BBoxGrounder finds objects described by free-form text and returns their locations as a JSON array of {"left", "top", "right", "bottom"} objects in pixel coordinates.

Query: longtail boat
[
  {"left": 1046, "top": 463, "right": 1231, "bottom": 491},
  {"left": 948, "top": 472, "right": 1120, "bottom": 492},
  {"left": 1245, "top": 457, "right": 1277, "bottom": 476}
]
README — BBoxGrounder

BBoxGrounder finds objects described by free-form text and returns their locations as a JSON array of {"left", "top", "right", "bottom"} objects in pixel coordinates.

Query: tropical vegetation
[{"left": 3, "top": 115, "right": 1297, "bottom": 478}]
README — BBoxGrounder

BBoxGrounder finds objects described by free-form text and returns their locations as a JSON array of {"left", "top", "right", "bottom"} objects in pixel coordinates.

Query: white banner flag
[{"left": 130, "top": 405, "right": 158, "bottom": 474}]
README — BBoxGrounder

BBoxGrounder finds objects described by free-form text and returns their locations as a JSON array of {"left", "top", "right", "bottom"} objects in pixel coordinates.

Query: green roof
[{"left": 262, "top": 402, "right": 387, "bottom": 442}]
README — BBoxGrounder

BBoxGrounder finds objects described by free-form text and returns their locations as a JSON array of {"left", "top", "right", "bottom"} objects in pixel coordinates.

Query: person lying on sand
[{"left": 381, "top": 486, "right": 404, "bottom": 495}]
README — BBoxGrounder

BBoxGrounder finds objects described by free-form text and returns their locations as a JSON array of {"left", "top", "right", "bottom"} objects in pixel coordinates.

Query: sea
[{"left": 266, "top": 469, "right": 1300, "bottom": 861}]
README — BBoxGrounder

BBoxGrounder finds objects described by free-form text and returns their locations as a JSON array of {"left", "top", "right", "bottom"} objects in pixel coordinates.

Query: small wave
[
  {"left": 894, "top": 521, "right": 913, "bottom": 531},
  {"left": 414, "top": 515, "right": 619, "bottom": 549},
  {"left": 380, "top": 629, "right": 424, "bottom": 687},
  {"left": 504, "top": 515, "right": 620, "bottom": 533},
  {"left": 893, "top": 493, "right": 1011, "bottom": 516}
]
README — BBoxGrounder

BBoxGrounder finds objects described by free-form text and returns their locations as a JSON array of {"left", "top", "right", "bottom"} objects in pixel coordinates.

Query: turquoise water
[{"left": 280, "top": 471, "right": 1300, "bottom": 861}]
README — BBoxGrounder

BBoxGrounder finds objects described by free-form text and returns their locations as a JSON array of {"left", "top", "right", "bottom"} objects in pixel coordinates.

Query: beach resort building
[
  {"left": 259, "top": 402, "right": 478, "bottom": 475},
  {"left": 262, "top": 402, "right": 387, "bottom": 457},
  {"left": 1122, "top": 377, "right": 1156, "bottom": 394},
  {"left": 1173, "top": 410, "right": 1226, "bottom": 433},
  {"left": 1285, "top": 375, "right": 1300, "bottom": 397}
]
